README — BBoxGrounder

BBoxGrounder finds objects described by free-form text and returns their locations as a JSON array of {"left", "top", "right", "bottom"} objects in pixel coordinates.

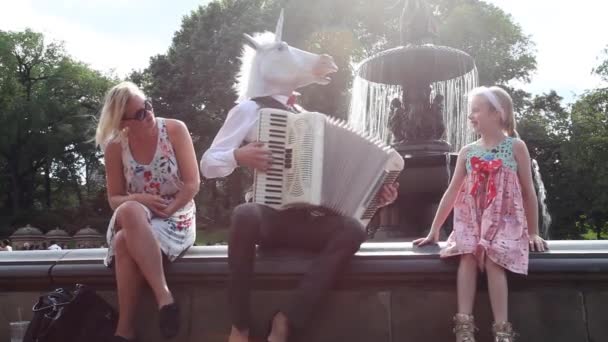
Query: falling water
[
  {"left": 348, "top": 67, "right": 479, "bottom": 152},
  {"left": 532, "top": 159, "right": 552, "bottom": 238}
]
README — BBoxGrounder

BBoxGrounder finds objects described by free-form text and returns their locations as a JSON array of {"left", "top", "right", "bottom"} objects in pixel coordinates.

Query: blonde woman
[{"left": 96, "top": 82, "right": 199, "bottom": 342}]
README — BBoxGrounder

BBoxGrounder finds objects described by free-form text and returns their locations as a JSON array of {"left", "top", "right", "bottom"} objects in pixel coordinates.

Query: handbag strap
[{"left": 32, "top": 288, "right": 74, "bottom": 312}]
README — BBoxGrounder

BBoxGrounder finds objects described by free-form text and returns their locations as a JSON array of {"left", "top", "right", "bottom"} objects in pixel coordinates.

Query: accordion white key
[{"left": 252, "top": 108, "right": 404, "bottom": 227}]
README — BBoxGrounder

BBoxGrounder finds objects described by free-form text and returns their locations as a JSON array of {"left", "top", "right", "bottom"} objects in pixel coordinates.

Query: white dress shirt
[{"left": 200, "top": 95, "right": 291, "bottom": 179}]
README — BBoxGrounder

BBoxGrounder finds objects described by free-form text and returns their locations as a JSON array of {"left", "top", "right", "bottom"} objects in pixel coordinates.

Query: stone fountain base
[
  {"left": 369, "top": 142, "right": 457, "bottom": 241},
  {"left": 392, "top": 140, "right": 451, "bottom": 155}
]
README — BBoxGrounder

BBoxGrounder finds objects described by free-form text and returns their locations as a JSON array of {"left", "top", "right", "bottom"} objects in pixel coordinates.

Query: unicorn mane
[{"left": 234, "top": 31, "right": 279, "bottom": 103}]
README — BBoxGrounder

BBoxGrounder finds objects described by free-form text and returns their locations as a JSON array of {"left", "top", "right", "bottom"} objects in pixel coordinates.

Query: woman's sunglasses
[{"left": 123, "top": 100, "right": 152, "bottom": 121}]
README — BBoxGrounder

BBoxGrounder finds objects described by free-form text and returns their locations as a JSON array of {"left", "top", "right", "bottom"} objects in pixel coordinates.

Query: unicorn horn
[{"left": 275, "top": 9, "right": 285, "bottom": 42}]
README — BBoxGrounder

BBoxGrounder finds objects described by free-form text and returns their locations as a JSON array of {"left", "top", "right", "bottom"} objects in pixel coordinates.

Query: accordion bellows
[{"left": 253, "top": 108, "right": 404, "bottom": 227}]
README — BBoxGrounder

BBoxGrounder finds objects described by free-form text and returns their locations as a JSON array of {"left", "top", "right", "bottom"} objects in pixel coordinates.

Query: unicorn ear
[
  {"left": 243, "top": 33, "right": 258, "bottom": 50},
  {"left": 274, "top": 9, "right": 285, "bottom": 42}
]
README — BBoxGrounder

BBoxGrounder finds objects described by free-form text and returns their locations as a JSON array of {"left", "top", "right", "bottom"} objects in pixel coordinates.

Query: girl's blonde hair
[
  {"left": 468, "top": 86, "right": 518, "bottom": 137},
  {"left": 95, "top": 81, "right": 146, "bottom": 149}
]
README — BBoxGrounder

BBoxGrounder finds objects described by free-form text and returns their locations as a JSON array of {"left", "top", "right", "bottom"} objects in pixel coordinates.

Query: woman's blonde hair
[
  {"left": 468, "top": 86, "right": 518, "bottom": 137},
  {"left": 95, "top": 81, "right": 146, "bottom": 149}
]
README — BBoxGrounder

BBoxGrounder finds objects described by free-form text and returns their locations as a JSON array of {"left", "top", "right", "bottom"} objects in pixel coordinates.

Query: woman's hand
[
  {"left": 133, "top": 193, "right": 169, "bottom": 218},
  {"left": 529, "top": 233, "right": 548, "bottom": 252},
  {"left": 234, "top": 142, "right": 273, "bottom": 171},
  {"left": 158, "top": 201, "right": 182, "bottom": 219},
  {"left": 413, "top": 231, "right": 439, "bottom": 247},
  {"left": 377, "top": 182, "right": 399, "bottom": 207}
]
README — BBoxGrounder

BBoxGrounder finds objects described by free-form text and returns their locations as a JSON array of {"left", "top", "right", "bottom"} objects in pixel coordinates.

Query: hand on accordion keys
[
  {"left": 234, "top": 142, "right": 273, "bottom": 171},
  {"left": 377, "top": 182, "right": 399, "bottom": 208}
]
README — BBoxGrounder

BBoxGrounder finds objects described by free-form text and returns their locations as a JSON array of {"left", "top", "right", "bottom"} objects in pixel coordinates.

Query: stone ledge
[
  {"left": 1, "top": 241, "right": 608, "bottom": 342},
  {"left": 1, "top": 240, "right": 608, "bottom": 290}
]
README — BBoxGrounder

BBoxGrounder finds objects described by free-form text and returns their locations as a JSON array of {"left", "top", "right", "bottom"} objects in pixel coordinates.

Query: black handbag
[{"left": 23, "top": 284, "right": 118, "bottom": 342}]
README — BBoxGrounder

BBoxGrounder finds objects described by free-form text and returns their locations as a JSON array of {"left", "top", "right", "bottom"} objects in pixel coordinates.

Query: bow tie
[{"left": 287, "top": 94, "right": 297, "bottom": 107}]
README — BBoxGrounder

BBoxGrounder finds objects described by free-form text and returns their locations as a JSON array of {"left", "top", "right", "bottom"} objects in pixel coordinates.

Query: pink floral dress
[
  {"left": 441, "top": 137, "right": 529, "bottom": 274},
  {"left": 104, "top": 118, "right": 196, "bottom": 266}
]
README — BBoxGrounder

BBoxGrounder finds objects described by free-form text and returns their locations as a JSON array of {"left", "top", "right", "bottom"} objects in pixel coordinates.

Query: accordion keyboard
[
  {"left": 360, "top": 169, "right": 401, "bottom": 221},
  {"left": 253, "top": 111, "right": 289, "bottom": 208}
]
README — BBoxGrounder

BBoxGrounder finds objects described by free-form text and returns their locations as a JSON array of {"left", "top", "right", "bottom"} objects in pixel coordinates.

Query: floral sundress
[
  {"left": 441, "top": 137, "right": 529, "bottom": 275},
  {"left": 104, "top": 118, "right": 196, "bottom": 266}
]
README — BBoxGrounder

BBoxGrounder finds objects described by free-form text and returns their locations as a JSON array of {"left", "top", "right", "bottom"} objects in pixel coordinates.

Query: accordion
[{"left": 252, "top": 108, "right": 404, "bottom": 227}]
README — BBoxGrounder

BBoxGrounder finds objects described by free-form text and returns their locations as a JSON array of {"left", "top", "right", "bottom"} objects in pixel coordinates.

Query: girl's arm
[
  {"left": 414, "top": 145, "right": 469, "bottom": 246},
  {"left": 513, "top": 139, "right": 547, "bottom": 252}
]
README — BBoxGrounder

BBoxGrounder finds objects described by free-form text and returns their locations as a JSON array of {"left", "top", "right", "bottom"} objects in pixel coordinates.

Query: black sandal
[{"left": 159, "top": 301, "right": 180, "bottom": 339}]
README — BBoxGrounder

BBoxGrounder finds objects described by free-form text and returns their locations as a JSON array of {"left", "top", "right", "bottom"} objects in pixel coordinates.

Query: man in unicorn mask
[{"left": 200, "top": 10, "right": 398, "bottom": 342}]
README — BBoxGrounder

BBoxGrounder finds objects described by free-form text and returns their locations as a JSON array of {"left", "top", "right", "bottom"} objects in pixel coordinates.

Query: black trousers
[{"left": 228, "top": 202, "right": 367, "bottom": 334}]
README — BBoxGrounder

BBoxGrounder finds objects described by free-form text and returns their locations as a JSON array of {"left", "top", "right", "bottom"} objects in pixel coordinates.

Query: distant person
[
  {"left": 96, "top": 81, "right": 200, "bottom": 342},
  {"left": 415, "top": 86, "right": 548, "bottom": 342},
  {"left": 0, "top": 239, "right": 12, "bottom": 251},
  {"left": 47, "top": 240, "right": 62, "bottom": 250}
]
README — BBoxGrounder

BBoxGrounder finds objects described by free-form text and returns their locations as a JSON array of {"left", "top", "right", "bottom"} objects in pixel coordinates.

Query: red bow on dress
[
  {"left": 470, "top": 156, "right": 502, "bottom": 208},
  {"left": 287, "top": 94, "right": 297, "bottom": 107}
]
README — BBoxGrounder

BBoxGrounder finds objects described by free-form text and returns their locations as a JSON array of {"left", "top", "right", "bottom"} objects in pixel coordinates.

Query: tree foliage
[
  {"left": 518, "top": 48, "right": 608, "bottom": 238},
  {"left": 0, "top": 29, "right": 113, "bottom": 236}
]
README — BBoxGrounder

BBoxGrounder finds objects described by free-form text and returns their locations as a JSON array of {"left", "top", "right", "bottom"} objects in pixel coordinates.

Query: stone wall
[{"left": 1, "top": 241, "right": 607, "bottom": 342}]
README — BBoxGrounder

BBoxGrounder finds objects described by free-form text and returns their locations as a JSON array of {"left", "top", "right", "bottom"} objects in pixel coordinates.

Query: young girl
[{"left": 414, "top": 86, "right": 547, "bottom": 342}]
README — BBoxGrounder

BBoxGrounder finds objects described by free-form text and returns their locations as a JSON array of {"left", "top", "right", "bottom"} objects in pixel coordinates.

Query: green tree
[
  {"left": 566, "top": 87, "right": 608, "bottom": 238},
  {"left": 518, "top": 91, "right": 582, "bottom": 238},
  {"left": 0, "top": 29, "right": 112, "bottom": 234},
  {"left": 563, "top": 45, "right": 608, "bottom": 239},
  {"left": 354, "top": 0, "right": 537, "bottom": 85},
  {"left": 435, "top": 0, "right": 536, "bottom": 85},
  {"left": 593, "top": 46, "right": 608, "bottom": 82},
  {"left": 518, "top": 46, "right": 608, "bottom": 239}
]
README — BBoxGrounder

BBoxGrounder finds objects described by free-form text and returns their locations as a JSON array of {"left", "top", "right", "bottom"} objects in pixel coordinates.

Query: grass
[
  {"left": 581, "top": 228, "right": 608, "bottom": 240},
  {"left": 195, "top": 228, "right": 228, "bottom": 246}
]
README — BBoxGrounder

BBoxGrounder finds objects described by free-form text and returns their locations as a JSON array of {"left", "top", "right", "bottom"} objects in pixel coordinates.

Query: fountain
[
  {"left": 349, "top": 0, "right": 551, "bottom": 240},
  {"left": 532, "top": 159, "right": 552, "bottom": 238},
  {"left": 349, "top": 0, "right": 479, "bottom": 239}
]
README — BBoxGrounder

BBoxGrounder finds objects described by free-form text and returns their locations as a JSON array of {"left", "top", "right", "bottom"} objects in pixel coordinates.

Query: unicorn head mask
[{"left": 234, "top": 9, "right": 338, "bottom": 102}]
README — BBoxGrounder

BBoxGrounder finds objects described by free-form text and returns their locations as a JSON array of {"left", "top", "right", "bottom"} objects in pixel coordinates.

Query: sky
[
  {"left": 1, "top": 0, "right": 606, "bottom": 104},
  {"left": 486, "top": 0, "right": 607, "bottom": 103}
]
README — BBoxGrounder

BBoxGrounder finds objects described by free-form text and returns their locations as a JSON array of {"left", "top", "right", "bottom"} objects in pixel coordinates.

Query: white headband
[{"left": 469, "top": 87, "right": 506, "bottom": 121}]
